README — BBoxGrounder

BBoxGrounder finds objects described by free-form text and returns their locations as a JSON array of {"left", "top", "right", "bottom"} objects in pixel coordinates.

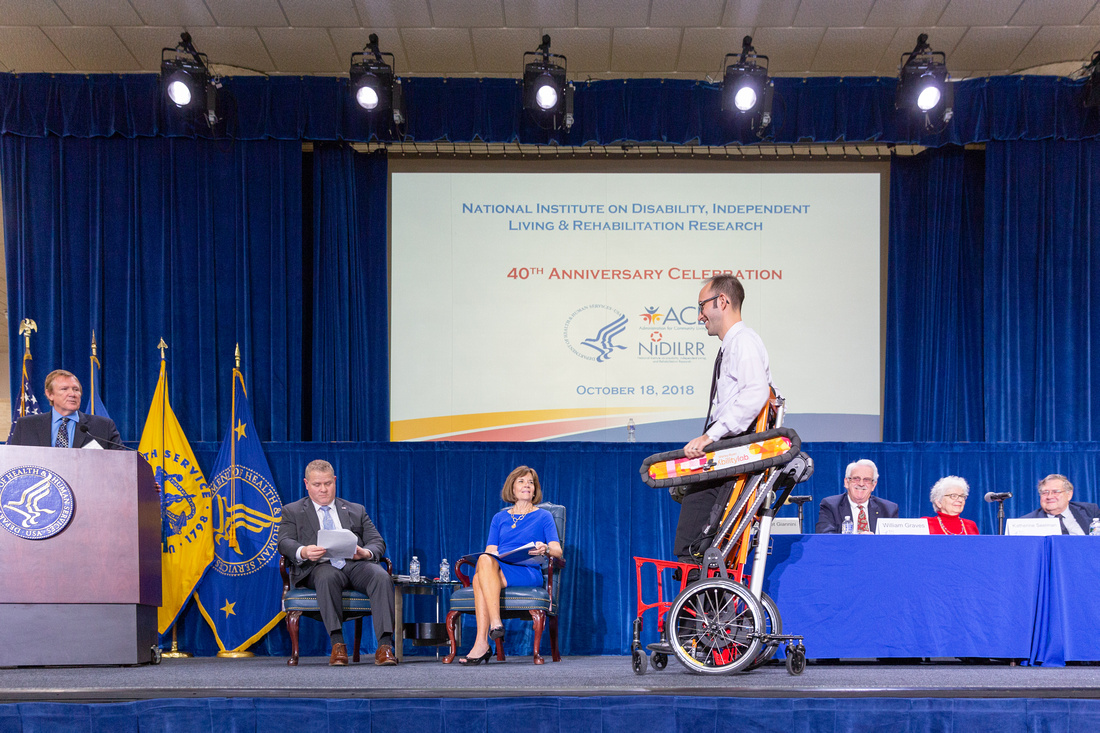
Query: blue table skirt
[{"left": 760, "top": 535, "right": 1094, "bottom": 665}]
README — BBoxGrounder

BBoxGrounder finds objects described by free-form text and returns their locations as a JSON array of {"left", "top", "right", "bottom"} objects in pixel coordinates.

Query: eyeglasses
[
  {"left": 942, "top": 494, "right": 967, "bottom": 502},
  {"left": 847, "top": 477, "right": 875, "bottom": 486},
  {"left": 1038, "top": 490, "right": 1066, "bottom": 498},
  {"left": 697, "top": 294, "right": 721, "bottom": 312}
]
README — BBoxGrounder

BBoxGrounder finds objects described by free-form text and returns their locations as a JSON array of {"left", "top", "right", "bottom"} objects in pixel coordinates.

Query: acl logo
[{"left": 0, "top": 465, "right": 75, "bottom": 540}]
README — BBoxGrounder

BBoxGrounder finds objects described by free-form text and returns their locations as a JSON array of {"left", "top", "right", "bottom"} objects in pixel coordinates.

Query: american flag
[{"left": 8, "top": 354, "right": 41, "bottom": 441}]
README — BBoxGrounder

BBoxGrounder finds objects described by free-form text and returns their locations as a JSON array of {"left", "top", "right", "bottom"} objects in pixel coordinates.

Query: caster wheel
[
  {"left": 632, "top": 649, "right": 648, "bottom": 675},
  {"left": 652, "top": 652, "right": 668, "bottom": 670},
  {"left": 786, "top": 646, "right": 806, "bottom": 676}
]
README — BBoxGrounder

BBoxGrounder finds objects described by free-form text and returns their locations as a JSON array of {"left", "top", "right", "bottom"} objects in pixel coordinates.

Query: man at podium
[{"left": 8, "top": 369, "right": 122, "bottom": 449}]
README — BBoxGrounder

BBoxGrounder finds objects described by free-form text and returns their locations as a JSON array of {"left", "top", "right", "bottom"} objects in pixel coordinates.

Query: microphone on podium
[{"left": 78, "top": 423, "right": 136, "bottom": 452}]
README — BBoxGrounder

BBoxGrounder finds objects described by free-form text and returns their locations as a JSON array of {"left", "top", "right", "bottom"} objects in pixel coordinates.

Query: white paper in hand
[{"left": 317, "top": 528, "right": 358, "bottom": 559}]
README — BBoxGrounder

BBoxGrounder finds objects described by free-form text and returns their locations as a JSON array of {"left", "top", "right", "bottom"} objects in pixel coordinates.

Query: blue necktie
[
  {"left": 321, "top": 506, "right": 346, "bottom": 569},
  {"left": 55, "top": 417, "right": 70, "bottom": 448}
]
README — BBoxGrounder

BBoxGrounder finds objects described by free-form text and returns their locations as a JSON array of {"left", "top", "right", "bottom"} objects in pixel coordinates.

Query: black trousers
[
  {"left": 304, "top": 560, "right": 395, "bottom": 642},
  {"left": 674, "top": 484, "right": 722, "bottom": 563}
]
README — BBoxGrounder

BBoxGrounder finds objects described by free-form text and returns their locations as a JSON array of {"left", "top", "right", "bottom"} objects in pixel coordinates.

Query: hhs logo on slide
[
  {"left": 563, "top": 305, "right": 628, "bottom": 362},
  {"left": 0, "top": 465, "right": 76, "bottom": 540}
]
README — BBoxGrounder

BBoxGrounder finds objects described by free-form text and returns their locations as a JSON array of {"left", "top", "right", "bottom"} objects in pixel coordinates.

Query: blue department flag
[
  {"left": 83, "top": 331, "right": 111, "bottom": 419},
  {"left": 193, "top": 364, "right": 284, "bottom": 652}
]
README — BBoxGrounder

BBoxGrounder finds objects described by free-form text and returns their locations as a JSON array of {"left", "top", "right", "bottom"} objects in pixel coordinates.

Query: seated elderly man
[
  {"left": 816, "top": 459, "right": 899, "bottom": 534},
  {"left": 1021, "top": 474, "right": 1100, "bottom": 535}
]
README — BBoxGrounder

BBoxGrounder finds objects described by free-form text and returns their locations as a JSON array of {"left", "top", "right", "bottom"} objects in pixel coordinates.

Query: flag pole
[
  {"left": 217, "top": 343, "right": 255, "bottom": 658},
  {"left": 17, "top": 319, "right": 37, "bottom": 417},
  {"left": 89, "top": 331, "right": 98, "bottom": 415}
]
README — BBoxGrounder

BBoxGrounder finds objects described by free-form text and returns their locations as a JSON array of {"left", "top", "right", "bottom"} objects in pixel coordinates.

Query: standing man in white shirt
[
  {"left": 675, "top": 274, "right": 773, "bottom": 563},
  {"left": 815, "top": 459, "right": 899, "bottom": 534},
  {"left": 1020, "top": 474, "right": 1100, "bottom": 535}
]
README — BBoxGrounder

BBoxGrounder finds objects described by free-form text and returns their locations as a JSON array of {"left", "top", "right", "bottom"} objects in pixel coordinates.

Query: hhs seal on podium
[{"left": 0, "top": 465, "right": 76, "bottom": 540}]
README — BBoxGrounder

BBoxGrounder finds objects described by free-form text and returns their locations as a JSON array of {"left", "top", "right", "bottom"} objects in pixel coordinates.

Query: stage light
[
  {"left": 350, "top": 33, "right": 404, "bottom": 125},
  {"left": 160, "top": 32, "right": 220, "bottom": 127},
  {"left": 896, "top": 34, "right": 953, "bottom": 128},
  {"left": 1082, "top": 51, "right": 1100, "bottom": 109},
  {"left": 720, "top": 36, "right": 773, "bottom": 131},
  {"left": 523, "top": 35, "right": 573, "bottom": 131}
]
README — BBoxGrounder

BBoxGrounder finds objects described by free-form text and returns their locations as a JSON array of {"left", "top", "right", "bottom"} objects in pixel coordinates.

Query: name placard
[
  {"left": 875, "top": 518, "right": 930, "bottom": 535},
  {"left": 770, "top": 517, "right": 802, "bottom": 535},
  {"left": 1005, "top": 518, "right": 1061, "bottom": 536}
]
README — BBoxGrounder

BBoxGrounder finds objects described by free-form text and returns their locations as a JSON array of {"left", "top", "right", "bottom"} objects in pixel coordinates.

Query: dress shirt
[
  {"left": 847, "top": 498, "right": 869, "bottom": 531},
  {"left": 704, "top": 322, "right": 772, "bottom": 442},
  {"left": 295, "top": 499, "right": 371, "bottom": 562},
  {"left": 50, "top": 408, "right": 78, "bottom": 448},
  {"left": 1048, "top": 510, "right": 1086, "bottom": 535}
]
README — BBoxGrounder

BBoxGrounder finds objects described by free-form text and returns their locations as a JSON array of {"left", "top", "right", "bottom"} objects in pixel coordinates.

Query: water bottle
[
  {"left": 842, "top": 516, "right": 854, "bottom": 535},
  {"left": 439, "top": 558, "right": 451, "bottom": 583},
  {"left": 410, "top": 555, "right": 421, "bottom": 583},
  {"left": 627, "top": 418, "right": 636, "bottom": 443},
  {"left": 1091, "top": 518, "right": 1100, "bottom": 536}
]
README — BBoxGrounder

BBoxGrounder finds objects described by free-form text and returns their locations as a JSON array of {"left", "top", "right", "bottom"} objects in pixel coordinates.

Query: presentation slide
[{"left": 390, "top": 167, "right": 882, "bottom": 442}]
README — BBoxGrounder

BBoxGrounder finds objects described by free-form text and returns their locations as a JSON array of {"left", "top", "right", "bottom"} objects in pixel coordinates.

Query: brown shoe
[
  {"left": 329, "top": 643, "right": 349, "bottom": 666},
  {"left": 375, "top": 644, "right": 398, "bottom": 666}
]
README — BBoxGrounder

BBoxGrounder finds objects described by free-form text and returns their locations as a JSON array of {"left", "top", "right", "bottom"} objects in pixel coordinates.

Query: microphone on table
[
  {"left": 79, "top": 424, "right": 138, "bottom": 452},
  {"left": 984, "top": 492, "right": 1012, "bottom": 502},
  {"left": 785, "top": 495, "right": 812, "bottom": 506}
]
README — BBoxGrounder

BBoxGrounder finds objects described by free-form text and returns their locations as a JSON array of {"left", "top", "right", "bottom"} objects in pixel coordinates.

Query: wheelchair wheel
[
  {"left": 667, "top": 578, "right": 765, "bottom": 675},
  {"left": 632, "top": 649, "right": 648, "bottom": 675},
  {"left": 746, "top": 592, "right": 782, "bottom": 671},
  {"left": 786, "top": 644, "right": 806, "bottom": 676},
  {"left": 652, "top": 652, "right": 668, "bottom": 670}
]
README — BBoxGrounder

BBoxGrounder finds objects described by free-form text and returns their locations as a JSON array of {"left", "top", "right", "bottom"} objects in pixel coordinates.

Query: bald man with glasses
[{"left": 816, "top": 459, "right": 898, "bottom": 534}]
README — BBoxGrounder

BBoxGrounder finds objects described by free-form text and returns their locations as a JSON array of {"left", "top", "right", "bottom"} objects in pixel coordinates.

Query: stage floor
[{"left": 4, "top": 656, "right": 1100, "bottom": 703}]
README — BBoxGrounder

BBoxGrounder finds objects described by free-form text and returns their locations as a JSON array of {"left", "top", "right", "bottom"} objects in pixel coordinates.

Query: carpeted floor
[{"left": 3, "top": 656, "right": 1100, "bottom": 703}]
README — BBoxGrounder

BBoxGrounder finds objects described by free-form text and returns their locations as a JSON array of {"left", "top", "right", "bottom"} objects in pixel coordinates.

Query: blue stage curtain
[
  {"left": 164, "top": 439, "right": 1100, "bottom": 658},
  {"left": 983, "top": 140, "right": 1100, "bottom": 441},
  {"left": 2, "top": 73, "right": 1099, "bottom": 145},
  {"left": 885, "top": 147, "right": 986, "bottom": 441},
  {"left": 1, "top": 135, "right": 304, "bottom": 441},
  {"left": 309, "top": 146, "right": 388, "bottom": 441}
]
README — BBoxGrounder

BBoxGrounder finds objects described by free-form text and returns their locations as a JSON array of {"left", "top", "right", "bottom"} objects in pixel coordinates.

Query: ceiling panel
[
  {"left": 259, "top": 27, "right": 342, "bottom": 73},
  {"left": 864, "top": 0, "right": 951, "bottom": 28},
  {"left": 472, "top": 27, "right": 537, "bottom": 74},
  {"left": 427, "top": 0, "right": 504, "bottom": 28},
  {"left": 651, "top": 0, "right": 724, "bottom": 27},
  {"left": 354, "top": 0, "right": 431, "bottom": 28},
  {"left": 724, "top": 0, "right": 801, "bottom": 28},
  {"left": 0, "top": 26, "right": 73, "bottom": 71},
  {"left": 330, "top": 27, "right": 408, "bottom": 71},
  {"left": 938, "top": 0, "right": 1026, "bottom": 26},
  {"left": 1013, "top": 26, "right": 1100, "bottom": 70},
  {"left": 204, "top": 0, "right": 287, "bottom": 27},
  {"left": 42, "top": 26, "right": 141, "bottom": 71},
  {"left": 578, "top": 0, "right": 649, "bottom": 27},
  {"left": 128, "top": 0, "right": 216, "bottom": 26},
  {"left": 503, "top": 0, "right": 576, "bottom": 28},
  {"left": 400, "top": 27, "right": 477, "bottom": 72},
  {"left": 185, "top": 27, "right": 276, "bottom": 72},
  {"left": 540, "top": 27, "right": 612, "bottom": 74},
  {"left": 0, "top": 0, "right": 69, "bottom": 25},
  {"left": 280, "top": 0, "right": 361, "bottom": 27},
  {"left": 794, "top": 0, "right": 877, "bottom": 28},
  {"left": 949, "top": 26, "right": 1039, "bottom": 70},
  {"left": 1010, "top": 0, "right": 1096, "bottom": 26},
  {"left": 748, "top": 27, "right": 827, "bottom": 73},
  {"left": 677, "top": 27, "right": 753, "bottom": 74},
  {"left": 53, "top": 0, "right": 142, "bottom": 26},
  {"left": 812, "top": 27, "right": 896, "bottom": 73},
  {"left": 115, "top": 26, "right": 189, "bottom": 72},
  {"left": 611, "top": 27, "right": 683, "bottom": 73}
]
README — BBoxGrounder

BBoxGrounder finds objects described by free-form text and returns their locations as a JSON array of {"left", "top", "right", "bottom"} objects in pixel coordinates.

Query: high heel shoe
[
  {"left": 458, "top": 649, "right": 493, "bottom": 666},
  {"left": 488, "top": 625, "right": 505, "bottom": 641}
]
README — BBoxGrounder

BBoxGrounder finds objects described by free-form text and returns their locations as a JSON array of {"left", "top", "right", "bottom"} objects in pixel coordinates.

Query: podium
[{"left": 0, "top": 446, "right": 161, "bottom": 666}]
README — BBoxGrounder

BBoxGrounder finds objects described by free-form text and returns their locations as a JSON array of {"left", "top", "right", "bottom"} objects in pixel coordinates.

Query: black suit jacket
[
  {"left": 277, "top": 495, "right": 387, "bottom": 587},
  {"left": 8, "top": 411, "right": 123, "bottom": 449},
  {"left": 1021, "top": 501, "right": 1100, "bottom": 534},
  {"left": 816, "top": 493, "right": 899, "bottom": 534}
]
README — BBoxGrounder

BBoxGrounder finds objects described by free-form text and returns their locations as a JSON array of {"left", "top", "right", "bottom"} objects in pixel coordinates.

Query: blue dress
[{"left": 477, "top": 507, "right": 560, "bottom": 587}]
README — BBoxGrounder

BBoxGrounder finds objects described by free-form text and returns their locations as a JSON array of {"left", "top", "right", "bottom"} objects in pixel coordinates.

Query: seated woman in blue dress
[{"left": 459, "top": 465, "right": 562, "bottom": 665}]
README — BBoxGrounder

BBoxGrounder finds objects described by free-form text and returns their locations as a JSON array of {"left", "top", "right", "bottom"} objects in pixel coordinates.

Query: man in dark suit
[
  {"left": 8, "top": 369, "right": 122, "bottom": 449},
  {"left": 277, "top": 459, "right": 397, "bottom": 666},
  {"left": 1021, "top": 474, "right": 1100, "bottom": 535},
  {"left": 816, "top": 458, "right": 899, "bottom": 533}
]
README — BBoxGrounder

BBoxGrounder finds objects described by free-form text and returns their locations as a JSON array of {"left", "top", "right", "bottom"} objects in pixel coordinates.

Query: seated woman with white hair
[{"left": 923, "top": 475, "right": 980, "bottom": 535}]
